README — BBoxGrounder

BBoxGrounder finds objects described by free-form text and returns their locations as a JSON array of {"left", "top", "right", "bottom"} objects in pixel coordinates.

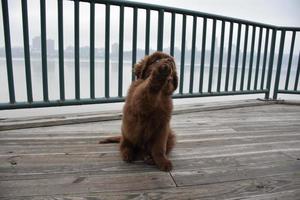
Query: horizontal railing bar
[
  {"left": 0, "top": 89, "right": 269, "bottom": 110},
  {"left": 76, "top": 0, "right": 279, "bottom": 29},
  {"left": 0, "top": 98, "right": 125, "bottom": 110},
  {"left": 279, "top": 27, "right": 300, "bottom": 31},
  {"left": 83, "top": 0, "right": 300, "bottom": 32},
  {"left": 173, "top": 90, "right": 269, "bottom": 99},
  {"left": 277, "top": 90, "right": 300, "bottom": 95}
]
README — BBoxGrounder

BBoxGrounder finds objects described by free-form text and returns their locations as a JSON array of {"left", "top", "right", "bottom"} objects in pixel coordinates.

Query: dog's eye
[{"left": 155, "top": 59, "right": 160, "bottom": 63}]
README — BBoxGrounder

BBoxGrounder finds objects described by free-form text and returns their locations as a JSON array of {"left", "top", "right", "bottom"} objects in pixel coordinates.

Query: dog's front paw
[
  {"left": 121, "top": 148, "right": 134, "bottom": 163},
  {"left": 144, "top": 155, "right": 155, "bottom": 165},
  {"left": 159, "top": 160, "right": 173, "bottom": 172}
]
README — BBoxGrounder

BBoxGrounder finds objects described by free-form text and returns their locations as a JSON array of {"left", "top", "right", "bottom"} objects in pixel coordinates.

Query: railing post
[
  {"left": 247, "top": 26, "right": 256, "bottom": 90},
  {"left": 40, "top": 0, "right": 49, "bottom": 102},
  {"left": 208, "top": 19, "right": 216, "bottom": 93},
  {"left": 225, "top": 21, "right": 233, "bottom": 92},
  {"left": 145, "top": 9, "right": 150, "bottom": 55},
  {"left": 132, "top": 7, "right": 137, "bottom": 81},
  {"left": 284, "top": 31, "right": 296, "bottom": 90},
  {"left": 179, "top": 14, "right": 186, "bottom": 94},
  {"left": 1, "top": 0, "right": 15, "bottom": 104},
  {"left": 21, "top": 0, "right": 33, "bottom": 103},
  {"left": 170, "top": 12, "right": 175, "bottom": 57},
  {"left": 254, "top": 27, "right": 263, "bottom": 90},
  {"left": 232, "top": 23, "right": 241, "bottom": 92},
  {"left": 217, "top": 20, "right": 225, "bottom": 92},
  {"left": 261, "top": 28, "right": 269, "bottom": 90},
  {"left": 90, "top": 0, "right": 95, "bottom": 99},
  {"left": 118, "top": 5, "right": 124, "bottom": 97},
  {"left": 240, "top": 24, "right": 249, "bottom": 91},
  {"left": 105, "top": 3, "right": 110, "bottom": 97},
  {"left": 199, "top": 18, "right": 207, "bottom": 94},
  {"left": 273, "top": 30, "right": 286, "bottom": 100},
  {"left": 265, "top": 29, "right": 277, "bottom": 99},
  {"left": 74, "top": 0, "right": 80, "bottom": 100},
  {"left": 189, "top": 15, "right": 197, "bottom": 94},
  {"left": 157, "top": 9, "right": 164, "bottom": 51},
  {"left": 294, "top": 52, "right": 300, "bottom": 91},
  {"left": 58, "top": 0, "right": 65, "bottom": 101}
]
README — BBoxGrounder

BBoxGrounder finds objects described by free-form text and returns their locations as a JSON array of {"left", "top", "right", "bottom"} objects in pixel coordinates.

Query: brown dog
[{"left": 99, "top": 51, "right": 178, "bottom": 171}]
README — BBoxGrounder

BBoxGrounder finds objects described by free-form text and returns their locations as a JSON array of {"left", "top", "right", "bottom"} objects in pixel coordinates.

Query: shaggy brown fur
[{"left": 99, "top": 51, "right": 178, "bottom": 171}]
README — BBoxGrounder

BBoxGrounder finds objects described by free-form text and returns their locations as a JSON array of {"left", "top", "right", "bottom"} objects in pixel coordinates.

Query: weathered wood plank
[
  {"left": 0, "top": 171, "right": 175, "bottom": 198},
  {"left": 233, "top": 190, "right": 300, "bottom": 200},
  {"left": 0, "top": 100, "right": 276, "bottom": 131},
  {"left": 1, "top": 131, "right": 299, "bottom": 144},
  {"left": 171, "top": 160, "right": 300, "bottom": 187},
  {"left": 1, "top": 139, "right": 299, "bottom": 160},
  {"left": 0, "top": 174, "right": 299, "bottom": 200},
  {"left": 0, "top": 102, "right": 299, "bottom": 199},
  {"left": 0, "top": 151, "right": 295, "bottom": 181}
]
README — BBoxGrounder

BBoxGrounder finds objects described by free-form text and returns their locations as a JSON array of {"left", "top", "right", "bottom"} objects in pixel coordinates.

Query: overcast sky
[
  {"left": 131, "top": 0, "right": 300, "bottom": 27},
  {"left": 0, "top": 0, "right": 300, "bottom": 49}
]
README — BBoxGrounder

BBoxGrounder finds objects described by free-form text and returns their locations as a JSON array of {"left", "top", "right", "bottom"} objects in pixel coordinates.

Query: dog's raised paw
[{"left": 159, "top": 65, "right": 171, "bottom": 77}]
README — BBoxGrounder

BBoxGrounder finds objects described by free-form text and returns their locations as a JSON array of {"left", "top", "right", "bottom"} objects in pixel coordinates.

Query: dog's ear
[{"left": 134, "top": 56, "right": 148, "bottom": 79}]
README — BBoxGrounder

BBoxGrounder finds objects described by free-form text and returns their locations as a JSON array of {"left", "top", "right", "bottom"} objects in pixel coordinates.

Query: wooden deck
[{"left": 0, "top": 100, "right": 300, "bottom": 199}]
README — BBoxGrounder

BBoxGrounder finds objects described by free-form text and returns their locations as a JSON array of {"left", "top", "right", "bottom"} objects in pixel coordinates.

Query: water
[{"left": 0, "top": 58, "right": 299, "bottom": 103}]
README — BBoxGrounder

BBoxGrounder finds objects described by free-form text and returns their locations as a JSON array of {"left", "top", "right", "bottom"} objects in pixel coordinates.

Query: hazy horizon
[{"left": 1, "top": 0, "right": 300, "bottom": 49}]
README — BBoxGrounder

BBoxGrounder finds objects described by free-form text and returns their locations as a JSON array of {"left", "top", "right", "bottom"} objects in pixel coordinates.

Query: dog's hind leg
[
  {"left": 120, "top": 137, "right": 135, "bottom": 163},
  {"left": 166, "top": 130, "right": 176, "bottom": 155}
]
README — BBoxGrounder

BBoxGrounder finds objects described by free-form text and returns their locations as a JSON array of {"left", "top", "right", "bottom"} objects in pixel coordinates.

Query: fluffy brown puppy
[{"left": 100, "top": 51, "right": 178, "bottom": 171}]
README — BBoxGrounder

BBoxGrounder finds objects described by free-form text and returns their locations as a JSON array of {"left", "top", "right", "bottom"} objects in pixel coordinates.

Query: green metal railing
[{"left": 0, "top": 0, "right": 300, "bottom": 110}]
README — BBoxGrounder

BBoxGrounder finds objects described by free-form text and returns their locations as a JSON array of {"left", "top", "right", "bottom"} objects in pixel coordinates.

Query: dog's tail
[{"left": 99, "top": 136, "right": 121, "bottom": 144}]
